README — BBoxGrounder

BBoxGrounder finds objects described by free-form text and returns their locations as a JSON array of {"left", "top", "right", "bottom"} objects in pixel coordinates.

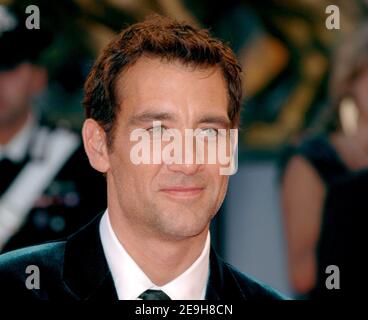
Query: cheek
[
  {"left": 2, "top": 79, "right": 30, "bottom": 105},
  {"left": 209, "top": 173, "right": 228, "bottom": 213},
  {"left": 218, "top": 176, "right": 229, "bottom": 197},
  {"left": 207, "top": 166, "right": 228, "bottom": 194},
  {"left": 112, "top": 149, "right": 161, "bottom": 196},
  {"left": 354, "top": 78, "right": 368, "bottom": 112},
  {"left": 359, "top": 92, "right": 368, "bottom": 112}
]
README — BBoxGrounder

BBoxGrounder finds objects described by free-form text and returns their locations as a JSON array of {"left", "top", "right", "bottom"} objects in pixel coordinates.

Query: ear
[{"left": 82, "top": 119, "right": 110, "bottom": 173}]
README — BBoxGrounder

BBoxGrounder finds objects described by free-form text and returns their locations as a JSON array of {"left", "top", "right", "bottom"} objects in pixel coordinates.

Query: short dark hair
[{"left": 83, "top": 14, "right": 242, "bottom": 148}]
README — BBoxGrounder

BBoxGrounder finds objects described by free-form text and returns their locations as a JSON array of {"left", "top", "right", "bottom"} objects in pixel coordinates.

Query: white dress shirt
[{"left": 99, "top": 210, "right": 210, "bottom": 300}]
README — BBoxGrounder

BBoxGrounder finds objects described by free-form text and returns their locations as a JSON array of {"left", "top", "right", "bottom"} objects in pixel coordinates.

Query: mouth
[{"left": 159, "top": 186, "right": 205, "bottom": 198}]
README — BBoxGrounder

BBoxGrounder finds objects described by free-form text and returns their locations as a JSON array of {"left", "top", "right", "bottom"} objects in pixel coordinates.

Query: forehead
[{"left": 114, "top": 56, "right": 229, "bottom": 122}]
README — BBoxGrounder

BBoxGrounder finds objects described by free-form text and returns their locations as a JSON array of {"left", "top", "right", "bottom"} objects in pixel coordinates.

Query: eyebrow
[
  {"left": 198, "top": 115, "right": 231, "bottom": 128},
  {"left": 128, "top": 110, "right": 231, "bottom": 127},
  {"left": 128, "top": 111, "right": 176, "bottom": 125}
]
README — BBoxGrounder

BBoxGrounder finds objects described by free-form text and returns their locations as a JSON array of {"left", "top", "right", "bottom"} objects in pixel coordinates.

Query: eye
[
  {"left": 147, "top": 125, "right": 167, "bottom": 136},
  {"left": 196, "top": 128, "right": 219, "bottom": 137}
]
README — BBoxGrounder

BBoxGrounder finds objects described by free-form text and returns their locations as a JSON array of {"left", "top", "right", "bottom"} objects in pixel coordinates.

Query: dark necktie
[{"left": 138, "top": 289, "right": 171, "bottom": 300}]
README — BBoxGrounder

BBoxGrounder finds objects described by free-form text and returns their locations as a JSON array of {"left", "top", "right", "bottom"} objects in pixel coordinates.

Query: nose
[
  {"left": 166, "top": 162, "right": 202, "bottom": 176},
  {"left": 163, "top": 130, "right": 205, "bottom": 175}
]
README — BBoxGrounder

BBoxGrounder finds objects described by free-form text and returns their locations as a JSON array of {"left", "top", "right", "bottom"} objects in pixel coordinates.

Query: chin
[
  {"left": 161, "top": 225, "right": 208, "bottom": 240},
  {"left": 156, "top": 207, "right": 212, "bottom": 239}
]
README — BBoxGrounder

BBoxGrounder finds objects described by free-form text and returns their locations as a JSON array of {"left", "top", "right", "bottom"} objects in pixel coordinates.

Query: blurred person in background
[
  {"left": 0, "top": 5, "right": 106, "bottom": 253},
  {"left": 281, "top": 23, "right": 368, "bottom": 298}
]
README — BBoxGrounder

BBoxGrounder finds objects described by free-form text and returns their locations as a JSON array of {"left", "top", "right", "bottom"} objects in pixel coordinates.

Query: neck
[
  {"left": 0, "top": 110, "right": 31, "bottom": 145},
  {"left": 108, "top": 205, "right": 209, "bottom": 286}
]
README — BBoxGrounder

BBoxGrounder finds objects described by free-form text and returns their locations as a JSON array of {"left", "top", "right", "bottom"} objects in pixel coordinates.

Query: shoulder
[
  {"left": 222, "top": 261, "right": 289, "bottom": 300},
  {"left": 282, "top": 155, "right": 324, "bottom": 198},
  {"left": 0, "top": 240, "right": 65, "bottom": 262},
  {"left": 288, "top": 133, "right": 348, "bottom": 184},
  {"left": 0, "top": 241, "right": 66, "bottom": 283},
  {"left": 283, "top": 154, "right": 319, "bottom": 180}
]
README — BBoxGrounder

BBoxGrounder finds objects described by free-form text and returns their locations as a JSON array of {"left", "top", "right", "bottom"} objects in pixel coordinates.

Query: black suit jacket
[{"left": 0, "top": 214, "right": 286, "bottom": 300}]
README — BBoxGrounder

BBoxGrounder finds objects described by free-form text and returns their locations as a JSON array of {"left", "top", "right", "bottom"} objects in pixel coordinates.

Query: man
[
  {"left": 0, "top": 14, "right": 286, "bottom": 300},
  {"left": 0, "top": 5, "right": 106, "bottom": 253}
]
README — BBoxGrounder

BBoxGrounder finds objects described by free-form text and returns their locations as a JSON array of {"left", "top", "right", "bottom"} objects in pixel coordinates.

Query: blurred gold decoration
[
  {"left": 239, "top": 35, "right": 289, "bottom": 98},
  {"left": 156, "top": 0, "right": 198, "bottom": 26},
  {"left": 244, "top": 48, "right": 328, "bottom": 148},
  {"left": 273, "top": 16, "right": 311, "bottom": 48},
  {"left": 75, "top": 0, "right": 200, "bottom": 55},
  {"left": 106, "top": 0, "right": 149, "bottom": 15},
  {"left": 105, "top": 0, "right": 153, "bottom": 20},
  {"left": 238, "top": 0, "right": 365, "bottom": 151},
  {"left": 82, "top": 20, "right": 116, "bottom": 54},
  {"left": 75, "top": 0, "right": 104, "bottom": 16},
  {"left": 245, "top": 82, "right": 316, "bottom": 148},
  {"left": 302, "top": 51, "right": 327, "bottom": 80},
  {"left": 0, "top": 0, "right": 12, "bottom": 5}
]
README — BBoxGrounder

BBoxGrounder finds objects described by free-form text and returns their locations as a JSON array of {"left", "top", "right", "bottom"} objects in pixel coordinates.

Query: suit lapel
[
  {"left": 205, "top": 248, "right": 223, "bottom": 300},
  {"left": 62, "top": 213, "right": 118, "bottom": 300},
  {"left": 205, "top": 247, "right": 247, "bottom": 300},
  {"left": 61, "top": 213, "right": 246, "bottom": 301}
]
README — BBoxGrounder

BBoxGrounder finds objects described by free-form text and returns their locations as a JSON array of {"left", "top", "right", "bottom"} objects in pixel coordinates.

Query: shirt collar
[
  {"left": 99, "top": 210, "right": 210, "bottom": 300},
  {"left": 0, "top": 114, "right": 35, "bottom": 162}
]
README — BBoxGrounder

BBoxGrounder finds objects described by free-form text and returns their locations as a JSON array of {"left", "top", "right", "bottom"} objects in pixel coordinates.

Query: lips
[{"left": 160, "top": 186, "right": 204, "bottom": 198}]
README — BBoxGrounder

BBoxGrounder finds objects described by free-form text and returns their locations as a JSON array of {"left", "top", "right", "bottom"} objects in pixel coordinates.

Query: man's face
[
  {"left": 106, "top": 57, "right": 231, "bottom": 240},
  {"left": 0, "top": 63, "right": 40, "bottom": 126}
]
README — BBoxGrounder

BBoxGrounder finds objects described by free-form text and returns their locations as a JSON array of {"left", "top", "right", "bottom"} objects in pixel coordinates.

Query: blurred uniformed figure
[{"left": 0, "top": 5, "right": 106, "bottom": 253}]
